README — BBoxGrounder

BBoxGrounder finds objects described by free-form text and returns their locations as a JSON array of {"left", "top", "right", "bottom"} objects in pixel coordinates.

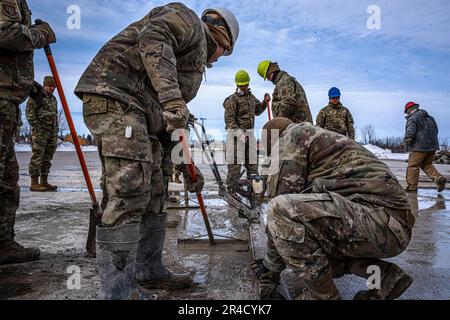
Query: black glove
[
  {"left": 29, "top": 81, "right": 44, "bottom": 99},
  {"left": 252, "top": 260, "right": 272, "bottom": 280},
  {"left": 180, "top": 164, "right": 204, "bottom": 193},
  {"left": 187, "top": 112, "right": 197, "bottom": 126},
  {"left": 33, "top": 21, "right": 56, "bottom": 45}
]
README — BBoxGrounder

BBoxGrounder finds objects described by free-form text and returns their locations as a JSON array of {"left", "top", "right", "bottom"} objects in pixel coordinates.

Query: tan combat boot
[
  {"left": 174, "top": 173, "right": 182, "bottom": 184},
  {"left": 30, "top": 175, "right": 46, "bottom": 192},
  {"left": 41, "top": 175, "right": 58, "bottom": 191},
  {"left": 0, "top": 241, "right": 41, "bottom": 265},
  {"left": 436, "top": 176, "right": 446, "bottom": 192}
]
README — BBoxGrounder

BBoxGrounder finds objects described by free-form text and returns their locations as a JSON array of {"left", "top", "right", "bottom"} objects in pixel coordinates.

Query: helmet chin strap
[{"left": 236, "top": 87, "right": 250, "bottom": 96}]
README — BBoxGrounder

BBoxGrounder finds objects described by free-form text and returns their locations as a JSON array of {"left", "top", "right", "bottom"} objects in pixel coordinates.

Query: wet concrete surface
[{"left": 1, "top": 152, "right": 449, "bottom": 299}]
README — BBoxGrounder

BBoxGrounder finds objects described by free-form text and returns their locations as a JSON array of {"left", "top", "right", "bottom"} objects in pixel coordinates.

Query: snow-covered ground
[
  {"left": 15, "top": 142, "right": 98, "bottom": 152},
  {"left": 364, "top": 144, "right": 409, "bottom": 161},
  {"left": 15, "top": 142, "right": 408, "bottom": 160}
]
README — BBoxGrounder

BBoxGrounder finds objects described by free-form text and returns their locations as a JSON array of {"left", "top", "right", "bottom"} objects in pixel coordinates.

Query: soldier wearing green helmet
[
  {"left": 223, "top": 70, "right": 270, "bottom": 203},
  {"left": 257, "top": 60, "right": 312, "bottom": 124}
]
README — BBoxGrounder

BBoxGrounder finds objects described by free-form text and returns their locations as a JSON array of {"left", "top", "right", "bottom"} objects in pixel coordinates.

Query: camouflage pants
[
  {"left": 264, "top": 193, "right": 412, "bottom": 283},
  {"left": 161, "top": 149, "right": 174, "bottom": 178},
  {"left": 83, "top": 94, "right": 164, "bottom": 226},
  {"left": 0, "top": 100, "right": 20, "bottom": 244},
  {"left": 225, "top": 134, "right": 258, "bottom": 192},
  {"left": 28, "top": 128, "right": 58, "bottom": 176}
]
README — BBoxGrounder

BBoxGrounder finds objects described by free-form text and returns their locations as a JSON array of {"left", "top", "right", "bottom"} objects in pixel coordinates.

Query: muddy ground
[{"left": 0, "top": 151, "right": 449, "bottom": 300}]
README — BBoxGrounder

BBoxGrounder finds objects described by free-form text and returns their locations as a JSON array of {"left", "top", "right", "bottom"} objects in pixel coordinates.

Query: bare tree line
[
  {"left": 15, "top": 107, "right": 96, "bottom": 145},
  {"left": 359, "top": 124, "right": 449, "bottom": 153}
]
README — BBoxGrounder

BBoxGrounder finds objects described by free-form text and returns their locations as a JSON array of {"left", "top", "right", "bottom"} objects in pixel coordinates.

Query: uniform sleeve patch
[{"left": 2, "top": 3, "right": 20, "bottom": 20}]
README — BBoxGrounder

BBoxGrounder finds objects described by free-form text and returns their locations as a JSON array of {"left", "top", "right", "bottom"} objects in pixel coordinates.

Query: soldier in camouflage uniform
[
  {"left": 316, "top": 87, "right": 355, "bottom": 139},
  {"left": 224, "top": 70, "right": 268, "bottom": 203},
  {"left": 256, "top": 118, "right": 415, "bottom": 300},
  {"left": 74, "top": 3, "right": 239, "bottom": 299},
  {"left": 26, "top": 76, "right": 59, "bottom": 191},
  {"left": 257, "top": 60, "right": 312, "bottom": 123},
  {"left": 0, "top": 0, "right": 55, "bottom": 265},
  {"left": 14, "top": 107, "right": 23, "bottom": 142}
]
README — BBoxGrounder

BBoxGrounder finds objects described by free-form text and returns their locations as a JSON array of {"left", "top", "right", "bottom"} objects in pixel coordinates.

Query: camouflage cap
[
  {"left": 262, "top": 117, "right": 293, "bottom": 155},
  {"left": 43, "top": 76, "right": 56, "bottom": 87}
]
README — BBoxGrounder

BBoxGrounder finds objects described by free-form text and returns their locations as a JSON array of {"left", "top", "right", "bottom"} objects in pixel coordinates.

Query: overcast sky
[{"left": 27, "top": 0, "right": 450, "bottom": 141}]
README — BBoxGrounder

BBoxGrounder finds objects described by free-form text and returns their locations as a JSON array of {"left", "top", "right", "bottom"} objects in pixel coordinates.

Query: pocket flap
[
  {"left": 101, "top": 134, "right": 153, "bottom": 163},
  {"left": 83, "top": 95, "right": 108, "bottom": 116},
  {"left": 268, "top": 211, "right": 305, "bottom": 243},
  {"left": 388, "top": 216, "right": 410, "bottom": 248}
]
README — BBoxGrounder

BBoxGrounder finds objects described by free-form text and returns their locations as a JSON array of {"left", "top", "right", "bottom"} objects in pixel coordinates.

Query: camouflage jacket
[
  {"left": 223, "top": 90, "right": 266, "bottom": 130},
  {"left": 75, "top": 2, "right": 210, "bottom": 121},
  {"left": 0, "top": 0, "right": 50, "bottom": 104},
  {"left": 271, "top": 71, "right": 312, "bottom": 123},
  {"left": 316, "top": 103, "right": 355, "bottom": 139},
  {"left": 26, "top": 90, "right": 58, "bottom": 133},
  {"left": 267, "top": 122, "right": 410, "bottom": 211}
]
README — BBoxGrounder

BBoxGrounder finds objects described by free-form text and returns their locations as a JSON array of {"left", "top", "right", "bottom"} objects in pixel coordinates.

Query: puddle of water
[
  {"left": 21, "top": 187, "right": 102, "bottom": 193},
  {"left": 202, "top": 198, "right": 229, "bottom": 207},
  {"left": 178, "top": 205, "right": 248, "bottom": 241},
  {"left": 418, "top": 189, "right": 450, "bottom": 200}
]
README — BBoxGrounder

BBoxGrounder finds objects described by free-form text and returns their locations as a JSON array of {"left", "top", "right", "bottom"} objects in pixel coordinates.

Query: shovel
[{"left": 36, "top": 20, "right": 101, "bottom": 257}]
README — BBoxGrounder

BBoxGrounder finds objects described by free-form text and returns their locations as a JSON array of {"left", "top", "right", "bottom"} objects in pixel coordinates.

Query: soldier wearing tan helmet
[{"left": 74, "top": 3, "right": 239, "bottom": 299}]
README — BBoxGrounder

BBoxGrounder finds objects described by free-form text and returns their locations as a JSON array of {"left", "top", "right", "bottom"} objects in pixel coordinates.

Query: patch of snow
[
  {"left": 15, "top": 143, "right": 97, "bottom": 152},
  {"left": 14, "top": 143, "right": 32, "bottom": 152},
  {"left": 364, "top": 144, "right": 408, "bottom": 161}
]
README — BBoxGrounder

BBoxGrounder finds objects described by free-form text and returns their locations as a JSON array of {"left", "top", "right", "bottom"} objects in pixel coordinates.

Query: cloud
[{"left": 25, "top": 0, "right": 450, "bottom": 140}]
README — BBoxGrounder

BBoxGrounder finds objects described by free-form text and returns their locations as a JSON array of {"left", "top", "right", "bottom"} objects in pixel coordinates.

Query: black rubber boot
[
  {"left": 136, "top": 213, "right": 193, "bottom": 290},
  {"left": 0, "top": 189, "right": 40, "bottom": 265},
  {"left": 350, "top": 259, "right": 413, "bottom": 300},
  {"left": 0, "top": 241, "right": 40, "bottom": 265},
  {"left": 96, "top": 223, "right": 144, "bottom": 300}
]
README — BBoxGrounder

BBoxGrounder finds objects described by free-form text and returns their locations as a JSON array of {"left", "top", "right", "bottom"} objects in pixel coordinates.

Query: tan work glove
[
  {"left": 180, "top": 164, "right": 204, "bottom": 193},
  {"left": 33, "top": 21, "right": 56, "bottom": 46},
  {"left": 163, "top": 98, "right": 190, "bottom": 132}
]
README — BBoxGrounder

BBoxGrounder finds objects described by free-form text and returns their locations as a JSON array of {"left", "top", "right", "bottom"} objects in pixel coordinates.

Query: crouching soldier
[{"left": 256, "top": 118, "right": 415, "bottom": 300}]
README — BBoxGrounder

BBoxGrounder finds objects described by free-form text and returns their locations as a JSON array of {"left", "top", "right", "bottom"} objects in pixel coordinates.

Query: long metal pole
[
  {"left": 178, "top": 130, "right": 215, "bottom": 243},
  {"left": 37, "top": 20, "right": 101, "bottom": 256}
]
